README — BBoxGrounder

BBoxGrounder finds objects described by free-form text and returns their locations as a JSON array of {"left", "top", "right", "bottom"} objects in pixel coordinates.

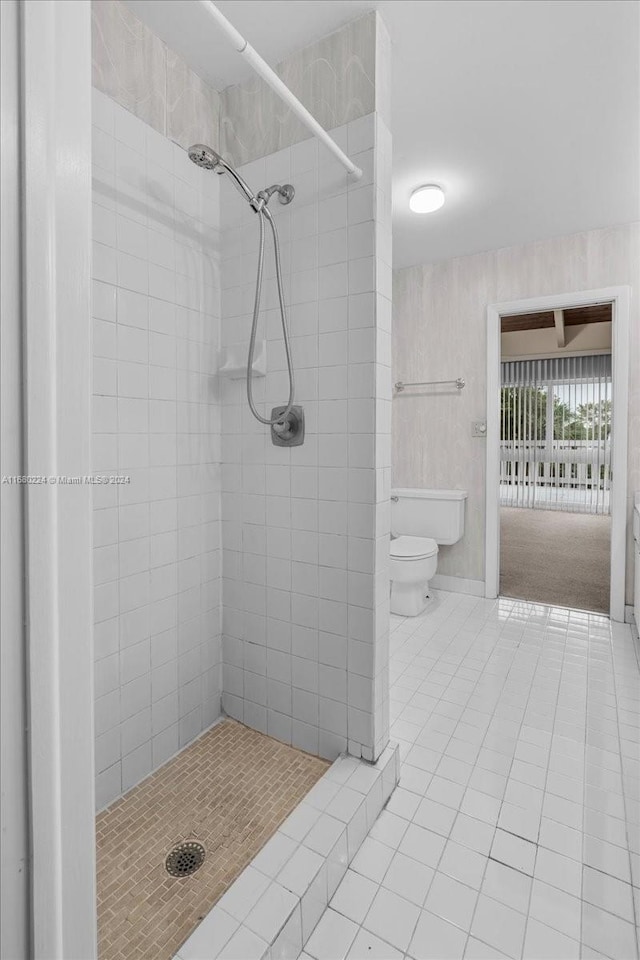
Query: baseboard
[{"left": 431, "top": 574, "right": 486, "bottom": 597}]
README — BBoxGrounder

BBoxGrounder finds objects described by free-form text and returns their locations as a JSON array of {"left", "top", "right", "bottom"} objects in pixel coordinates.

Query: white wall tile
[{"left": 92, "top": 92, "right": 222, "bottom": 811}]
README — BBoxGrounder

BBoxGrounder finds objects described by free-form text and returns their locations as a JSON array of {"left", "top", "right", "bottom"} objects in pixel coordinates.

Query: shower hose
[{"left": 246, "top": 204, "right": 295, "bottom": 427}]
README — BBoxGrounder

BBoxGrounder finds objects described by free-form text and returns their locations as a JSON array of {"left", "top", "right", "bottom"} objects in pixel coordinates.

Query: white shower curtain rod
[{"left": 199, "top": 0, "right": 363, "bottom": 180}]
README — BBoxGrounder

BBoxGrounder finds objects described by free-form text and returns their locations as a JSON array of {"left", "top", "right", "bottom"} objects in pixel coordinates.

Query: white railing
[{"left": 500, "top": 440, "right": 611, "bottom": 513}]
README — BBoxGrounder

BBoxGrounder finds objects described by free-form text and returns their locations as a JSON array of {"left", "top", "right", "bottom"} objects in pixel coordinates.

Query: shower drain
[{"left": 165, "top": 841, "right": 206, "bottom": 877}]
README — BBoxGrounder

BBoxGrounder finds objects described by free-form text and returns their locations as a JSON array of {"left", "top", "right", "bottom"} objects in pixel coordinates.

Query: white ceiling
[{"left": 124, "top": 0, "right": 640, "bottom": 269}]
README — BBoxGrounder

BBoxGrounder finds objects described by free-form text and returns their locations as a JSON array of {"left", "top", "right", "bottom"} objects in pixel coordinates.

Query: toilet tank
[{"left": 391, "top": 488, "right": 467, "bottom": 544}]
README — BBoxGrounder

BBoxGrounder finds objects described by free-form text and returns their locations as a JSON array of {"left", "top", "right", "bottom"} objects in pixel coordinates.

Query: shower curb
[{"left": 174, "top": 743, "right": 400, "bottom": 960}]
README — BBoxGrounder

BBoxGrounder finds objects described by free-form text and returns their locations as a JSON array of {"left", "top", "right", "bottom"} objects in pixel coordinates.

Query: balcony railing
[{"left": 500, "top": 440, "right": 611, "bottom": 514}]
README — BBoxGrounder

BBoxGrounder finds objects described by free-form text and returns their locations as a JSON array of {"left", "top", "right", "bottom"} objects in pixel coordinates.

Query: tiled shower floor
[
  {"left": 304, "top": 592, "right": 640, "bottom": 960},
  {"left": 96, "top": 719, "right": 328, "bottom": 960}
]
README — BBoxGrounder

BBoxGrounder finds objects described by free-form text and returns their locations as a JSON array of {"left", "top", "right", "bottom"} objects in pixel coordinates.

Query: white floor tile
[
  {"left": 424, "top": 871, "right": 477, "bottom": 931},
  {"left": 538, "top": 817, "right": 583, "bottom": 861},
  {"left": 304, "top": 814, "right": 345, "bottom": 857},
  {"left": 381, "top": 851, "right": 434, "bottom": 906},
  {"left": 350, "top": 837, "right": 394, "bottom": 882},
  {"left": 330, "top": 870, "right": 379, "bottom": 924},
  {"left": 581, "top": 865, "right": 635, "bottom": 922},
  {"left": 346, "top": 928, "right": 403, "bottom": 960},
  {"left": 449, "top": 814, "right": 494, "bottom": 857},
  {"left": 278, "top": 846, "right": 324, "bottom": 897},
  {"left": 362, "top": 887, "right": 421, "bottom": 953},
  {"left": 409, "top": 910, "right": 467, "bottom": 960},
  {"left": 217, "top": 925, "right": 268, "bottom": 960},
  {"left": 481, "top": 859, "right": 531, "bottom": 914},
  {"left": 438, "top": 839, "right": 486, "bottom": 889},
  {"left": 528, "top": 879, "right": 582, "bottom": 941},
  {"left": 245, "top": 882, "right": 298, "bottom": 942},
  {"left": 464, "top": 935, "right": 509, "bottom": 959},
  {"left": 385, "top": 786, "right": 422, "bottom": 820},
  {"left": 367, "top": 810, "right": 409, "bottom": 849},
  {"left": 217, "top": 867, "right": 270, "bottom": 922},
  {"left": 306, "top": 908, "right": 359, "bottom": 960},
  {"left": 581, "top": 901, "right": 638, "bottom": 958},
  {"left": 533, "top": 846, "right": 582, "bottom": 898},
  {"left": 522, "top": 918, "right": 580, "bottom": 959},
  {"left": 460, "top": 788, "right": 501, "bottom": 826},
  {"left": 398, "top": 823, "right": 446, "bottom": 868},
  {"left": 300, "top": 593, "right": 640, "bottom": 960},
  {"left": 413, "top": 797, "right": 457, "bottom": 836},
  {"left": 178, "top": 907, "right": 238, "bottom": 960},
  {"left": 470, "top": 894, "right": 527, "bottom": 958},
  {"left": 425, "top": 775, "right": 465, "bottom": 810},
  {"left": 583, "top": 834, "right": 632, "bottom": 883},
  {"left": 490, "top": 829, "right": 536, "bottom": 875}
]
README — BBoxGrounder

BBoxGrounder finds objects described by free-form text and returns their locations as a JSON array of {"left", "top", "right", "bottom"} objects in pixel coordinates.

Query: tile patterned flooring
[
  {"left": 303, "top": 592, "right": 640, "bottom": 960},
  {"left": 96, "top": 719, "right": 328, "bottom": 960}
]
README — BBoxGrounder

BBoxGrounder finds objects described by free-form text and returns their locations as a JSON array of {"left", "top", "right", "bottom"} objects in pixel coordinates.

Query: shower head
[
  {"left": 188, "top": 143, "right": 257, "bottom": 205},
  {"left": 188, "top": 144, "right": 224, "bottom": 171}
]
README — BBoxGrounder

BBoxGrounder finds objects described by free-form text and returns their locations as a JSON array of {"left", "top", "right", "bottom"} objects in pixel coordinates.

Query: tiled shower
[
  {"left": 219, "top": 115, "right": 393, "bottom": 764},
  {"left": 90, "top": 0, "right": 392, "bottom": 811},
  {"left": 91, "top": 93, "right": 223, "bottom": 807}
]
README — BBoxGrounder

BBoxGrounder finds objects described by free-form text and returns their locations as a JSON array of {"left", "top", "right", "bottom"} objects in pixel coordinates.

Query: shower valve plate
[{"left": 271, "top": 405, "right": 305, "bottom": 447}]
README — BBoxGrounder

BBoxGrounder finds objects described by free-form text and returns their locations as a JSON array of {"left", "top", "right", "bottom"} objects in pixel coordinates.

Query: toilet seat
[{"left": 390, "top": 536, "right": 438, "bottom": 560}]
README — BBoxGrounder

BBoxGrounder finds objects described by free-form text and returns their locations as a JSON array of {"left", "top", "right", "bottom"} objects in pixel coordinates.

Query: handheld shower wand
[{"left": 188, "top": 144, "right": 302, "bottom": 441}]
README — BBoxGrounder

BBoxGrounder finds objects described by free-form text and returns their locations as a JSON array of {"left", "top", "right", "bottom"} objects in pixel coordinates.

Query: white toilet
[{"left": 390, "top": 488, "right": 467, "bottom": 616}]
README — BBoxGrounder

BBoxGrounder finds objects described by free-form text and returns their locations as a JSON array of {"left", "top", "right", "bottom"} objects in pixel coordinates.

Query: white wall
[
  {"left": 219, "top": 112, "right": 392, "bottom": 761},
  {"left": 91, "top": 88, "right": 222, "bottom": 809},
  {"left": 393, "top": 223, "right": 640, "bottom": 601}
]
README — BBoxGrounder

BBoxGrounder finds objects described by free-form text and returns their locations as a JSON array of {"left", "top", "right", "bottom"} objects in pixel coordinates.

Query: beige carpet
[{"left": 500, "top": 507, "right": 611, "bottom": 613}]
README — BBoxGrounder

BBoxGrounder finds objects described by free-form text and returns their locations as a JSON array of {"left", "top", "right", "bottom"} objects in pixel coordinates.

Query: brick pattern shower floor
[{"left": 96, "top": 719, "right": 329, "bottom": 960}]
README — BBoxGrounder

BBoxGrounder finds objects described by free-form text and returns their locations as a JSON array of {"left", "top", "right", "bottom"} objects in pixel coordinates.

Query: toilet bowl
[
  {"left": 390, "top": 535, "right": 438, "bottom": 616},
  {"left": 390, "top": 488, "right": 467, "bottom": 617}
]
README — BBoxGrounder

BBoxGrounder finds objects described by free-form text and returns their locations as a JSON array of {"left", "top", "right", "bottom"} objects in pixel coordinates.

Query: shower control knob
[{"left": 270, "top": 405, "right": 305, "bottom": 447}]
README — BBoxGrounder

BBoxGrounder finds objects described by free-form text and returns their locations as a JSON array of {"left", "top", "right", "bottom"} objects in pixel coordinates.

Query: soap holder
[{"left": 218, "top": 340, "right": 266, "bottom": 380}]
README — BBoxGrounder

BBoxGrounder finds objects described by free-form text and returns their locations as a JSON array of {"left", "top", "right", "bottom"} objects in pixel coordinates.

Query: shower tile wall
[
  {"left": 91, "top": 88, "right": 222, "bottom": 810},
  {"left": 219, "top": 112, "right": 392, "bottom": 762}
]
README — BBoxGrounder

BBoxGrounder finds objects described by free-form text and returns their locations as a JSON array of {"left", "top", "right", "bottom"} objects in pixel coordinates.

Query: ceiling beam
[
  {"left": 500, "top": 303, "right": 612, "bottom": 333},
  {"left": 554, "top": 309, "right": 566, "bottom": 347}
]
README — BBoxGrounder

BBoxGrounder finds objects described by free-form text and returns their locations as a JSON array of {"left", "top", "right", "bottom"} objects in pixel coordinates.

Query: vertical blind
[{"left": 500, "top": 354, "right": 612, "bottom": 515}]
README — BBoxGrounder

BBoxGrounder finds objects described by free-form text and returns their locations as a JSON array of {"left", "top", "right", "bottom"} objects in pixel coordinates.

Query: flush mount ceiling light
[{"left": 409, "top": 184, "right": 445, "bottom": 213}]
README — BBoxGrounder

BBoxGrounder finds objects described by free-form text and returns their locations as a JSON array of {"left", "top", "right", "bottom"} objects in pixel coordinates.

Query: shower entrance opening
[{"left": 485, "top": 288, "right": 630, "bottom": 620}]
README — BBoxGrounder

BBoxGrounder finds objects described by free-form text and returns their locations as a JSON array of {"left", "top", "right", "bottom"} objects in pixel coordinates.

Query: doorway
[{"left": 485, "top": 288, "right": 630, "bottom": 621}]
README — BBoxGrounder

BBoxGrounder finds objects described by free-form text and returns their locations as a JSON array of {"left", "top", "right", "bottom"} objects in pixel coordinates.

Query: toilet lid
[{"left": 390, "top": 536, "right": 438, "bottom": 560}]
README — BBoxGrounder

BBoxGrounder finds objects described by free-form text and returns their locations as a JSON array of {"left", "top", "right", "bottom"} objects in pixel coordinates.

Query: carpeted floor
[{"left": 500, "top": 507, "right": 611, "bottom": 613}]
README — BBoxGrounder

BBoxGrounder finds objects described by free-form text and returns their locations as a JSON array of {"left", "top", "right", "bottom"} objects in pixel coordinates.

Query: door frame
[
  {"left": 20, "top": 0, "right": 97, "bottom": 955},
  {"left": 485, "top": 286, "right": 631, "bottom": 621}
]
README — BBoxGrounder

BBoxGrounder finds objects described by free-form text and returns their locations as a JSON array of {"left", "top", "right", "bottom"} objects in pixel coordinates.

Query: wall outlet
[{"left": 472, "top": 420, "right": 487, "bottom": 437}]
